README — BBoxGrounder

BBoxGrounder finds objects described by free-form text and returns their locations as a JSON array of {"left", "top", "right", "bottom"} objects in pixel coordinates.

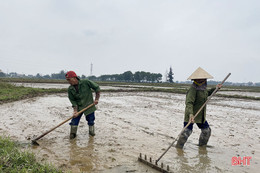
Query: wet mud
[{"left": 0, "top": 92, "right": 259, "bottom": 173}]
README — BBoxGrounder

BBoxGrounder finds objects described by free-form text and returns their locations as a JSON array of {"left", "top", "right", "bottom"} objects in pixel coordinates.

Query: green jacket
[
  {"left": 67, "top": 79, "right": 100, "bottom": 115},
  {"left": 184, "top": 86, "right": 215, "bottom": 123}
]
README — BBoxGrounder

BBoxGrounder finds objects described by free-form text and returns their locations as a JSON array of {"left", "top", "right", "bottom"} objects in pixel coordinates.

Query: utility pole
[{"left": 165, "top": 69, "right": 168, "bottom": 82}]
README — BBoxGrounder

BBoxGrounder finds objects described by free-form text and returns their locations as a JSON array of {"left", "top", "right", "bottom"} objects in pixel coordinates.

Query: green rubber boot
[
  {"left": 199, "top": 127, "right": 211, "bottom": 146},
  {"left": 175, "top": 128, "right": 192, "bottom": 149},
  {"left": 70, "top": 125, "right": 78, "bottom": 139},
  {"left": 89, "top": 125, "right": 95, "bottom": 136}
]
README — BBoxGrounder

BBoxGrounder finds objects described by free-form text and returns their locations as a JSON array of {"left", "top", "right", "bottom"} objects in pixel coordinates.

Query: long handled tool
[
  {"left": 138, "top": 73, "right": 231, "bottom": 172},
  {"left": 31, "top": 103, "right": 95, "bottom": 146}
]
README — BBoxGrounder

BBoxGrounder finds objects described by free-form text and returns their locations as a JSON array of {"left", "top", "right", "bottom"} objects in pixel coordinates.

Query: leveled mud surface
[{"left": 0, "top": 92, "right": 259, "bottom": 173}]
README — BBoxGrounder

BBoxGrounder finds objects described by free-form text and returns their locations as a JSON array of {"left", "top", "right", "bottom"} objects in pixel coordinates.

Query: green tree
[
  {"left": 81, "top": 75, "right": 86, "bottom": 79},
  {"left": 0, "top": 72, "right": 6, "bottom": 77},
  {"left": 51, "top": 70, "right": 66, "bottom": 79},
  {"left": 122, "top": 71, "right": 133, "bottom": 81},
  {"left": 134, "top": 71, "right": 141, "bottom": 82},
  {"left": 36, "top": 73, "right": 42, "bottom": 78},
  {"left": 43, "top": 74, "right": 51, "bottom": 79},
  {"left": 151, "top": 73, "right": 162, "bottom": 82},
  {"left": 87, "top": 75, "right": 97, "bottom": 81},
  {"left": 168, "top": 67, "right": 174, "bottom": 83}
]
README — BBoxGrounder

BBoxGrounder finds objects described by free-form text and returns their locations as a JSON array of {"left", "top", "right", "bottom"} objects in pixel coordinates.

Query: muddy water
[
  {"left": 11, "top": 82, "right": 134, "bottom": 91},
  {"left": 0, "top": 92, "right": 259, "bottom": 173},
  {"left": 11, "top": 82, "right": 70, "bottom": 89},
  {"left": 218, "top": 91, "right": 260, "bottom": 98}
]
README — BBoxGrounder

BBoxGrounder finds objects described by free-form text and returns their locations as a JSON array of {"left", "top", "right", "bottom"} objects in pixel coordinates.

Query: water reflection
[
  {"left": 197, "top": 147, "right": 211, "bottom": 172},
  {"left": 174, "top": 146, "right": 211, "bottom": 173},
  {"left": 69, "top": 137, "right": 98, "bottom": 173}
]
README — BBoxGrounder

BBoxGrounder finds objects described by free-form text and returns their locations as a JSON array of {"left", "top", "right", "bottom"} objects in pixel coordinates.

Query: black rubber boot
[
  {"left": 199, "top": 127, "right": 211, "bottom": 146},
  {"left": 70, "top": 125, "right": 78, "bottom": 139},
  {"left": 175, "top": 128, "right": 192, "bottom": 149}
]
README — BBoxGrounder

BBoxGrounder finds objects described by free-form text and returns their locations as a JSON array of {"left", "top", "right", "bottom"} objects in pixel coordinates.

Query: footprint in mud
[
  {"left": 43, "top": 154, "right": 49, "bottom": 158},
  {"left": 231, "top": 144, "right": 240, "bottom": 147},
  {"left": 25, "top": 136, "right": 31, "bottom": 140},
  {"left": 108, "top": 156, "right": 116, "bottom": 162},
  {"left": 59, "top": 163, "right": 69, "bottom": 169},
  {"left": 108, "top": 149, "right": 116, "bottom": 153},
  {"left": 26, "top": 134, "right": 39, "bottom": 140}
]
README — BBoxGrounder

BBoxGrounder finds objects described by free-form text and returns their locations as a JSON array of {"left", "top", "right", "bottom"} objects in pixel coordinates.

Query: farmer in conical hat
[
  {"left": 176, "top": 67, "right": 222, "bottom": 149},
  {"left": 65, "top": 71, "right": 101, "bottom": 138}
]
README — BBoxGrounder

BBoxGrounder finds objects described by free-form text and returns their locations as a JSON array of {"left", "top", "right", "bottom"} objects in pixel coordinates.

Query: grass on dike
[
  {"left": 0, "top": 136, "right": 63, "bottom": 173},
  {"left": 0, "top": 82, "right": 66, "bottom": 104},
  {"left": 0, "top": 82, "right": 67, "bottom": 172}
]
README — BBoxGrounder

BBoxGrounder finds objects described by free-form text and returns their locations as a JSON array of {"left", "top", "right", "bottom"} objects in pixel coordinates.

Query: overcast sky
[{"left": 0, "top": 0, "right": 259, "bottom": 83}]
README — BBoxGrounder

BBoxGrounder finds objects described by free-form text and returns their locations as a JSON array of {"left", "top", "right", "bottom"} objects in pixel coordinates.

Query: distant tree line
[
  {"left": 88, "top": 71, "right": 162, "bottom": 83},
  {"left": 0, "top": 71, "right": 68, "bottom": 80},
  {"left": 1, "top": 70, "right": 260, "bottom": 86}
]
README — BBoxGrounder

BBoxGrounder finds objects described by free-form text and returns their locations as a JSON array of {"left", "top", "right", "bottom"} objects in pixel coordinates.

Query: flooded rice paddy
[{"left": 0, "top": 85, "right": 259, "bottom": 172}]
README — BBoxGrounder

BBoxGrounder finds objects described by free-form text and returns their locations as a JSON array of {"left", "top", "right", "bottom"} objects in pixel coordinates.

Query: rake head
[
  {"left": 31, "top": 140, "right": 40, "bottom": 146},
  {"left": 138, "top": 153, "right": 171, "bottom": 173}
]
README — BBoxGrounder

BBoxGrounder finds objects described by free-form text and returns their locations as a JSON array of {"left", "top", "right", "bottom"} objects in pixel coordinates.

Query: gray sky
[{"left": 0, "top": 0, "right": 259, "bottom": 83}]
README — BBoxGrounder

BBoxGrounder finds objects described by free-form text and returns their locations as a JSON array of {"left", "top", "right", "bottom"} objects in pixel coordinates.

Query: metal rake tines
[{"left": 138, "top": 153, "right": 171, "bottom": 173}]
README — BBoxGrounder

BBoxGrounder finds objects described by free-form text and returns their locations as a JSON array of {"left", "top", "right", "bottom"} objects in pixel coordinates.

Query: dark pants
[
  {"left": 69, "top": 112, "right": 95, "bottom": 126},
  {"left": 184, "top": 121, "right": 210, "bottom": 130}
]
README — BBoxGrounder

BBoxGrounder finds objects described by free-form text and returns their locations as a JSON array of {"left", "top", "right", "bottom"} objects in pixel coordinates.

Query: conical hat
[{"left": 187, "top": 67, "right": 213, "bottom": 80}]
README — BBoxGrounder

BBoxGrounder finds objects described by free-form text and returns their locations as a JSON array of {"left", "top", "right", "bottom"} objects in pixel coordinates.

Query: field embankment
[
  {"left": 0, "top": 136, "right": 64, "bottom": 173},
  {"left": 0, "top": 82, "right": 66, "bottom": 104},
  {"left": 1, "top": 78, "right": 260, "bottom": 101}
]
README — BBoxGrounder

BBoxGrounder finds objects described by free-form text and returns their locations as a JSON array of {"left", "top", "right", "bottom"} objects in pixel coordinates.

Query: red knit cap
[{"left": 65, "top": 71, "right": 77, "bottom": 79}]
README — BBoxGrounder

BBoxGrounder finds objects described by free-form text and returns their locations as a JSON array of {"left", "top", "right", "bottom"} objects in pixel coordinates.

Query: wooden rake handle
[{"left": 32, "top": 103, "right": 95, "bottom": 142}]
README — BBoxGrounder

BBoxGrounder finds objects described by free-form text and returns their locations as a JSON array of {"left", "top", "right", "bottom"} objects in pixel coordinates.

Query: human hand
[
  {"left": 189, "top": 114, "right": 194, "bottom": 123},
  {"left": 73, "top": 111, "right": 78, "bottom": 118},
  {"left": 216, "top": 84, "right": 223, "bottom": 89},
  {"left": 94, "top": 100, "right": 99, "bottom": 105}
]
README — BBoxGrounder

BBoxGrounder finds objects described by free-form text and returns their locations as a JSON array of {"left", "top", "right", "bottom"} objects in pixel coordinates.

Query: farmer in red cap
[{"left": 65, "top": 71, "right": 100, "bottom": 138}]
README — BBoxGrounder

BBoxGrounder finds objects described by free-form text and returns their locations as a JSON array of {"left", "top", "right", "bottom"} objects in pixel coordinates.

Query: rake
[{"left": 32, "top": 103, "right": 95, "bottom": 145}]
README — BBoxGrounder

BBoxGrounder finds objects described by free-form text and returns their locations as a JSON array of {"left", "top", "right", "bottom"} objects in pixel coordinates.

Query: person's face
[
  {"left": 66, "top": 77, "right": 78, "bottom": 85},
  {"left": 194, "top": 79, "right": 206, "bottom": 84}
]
